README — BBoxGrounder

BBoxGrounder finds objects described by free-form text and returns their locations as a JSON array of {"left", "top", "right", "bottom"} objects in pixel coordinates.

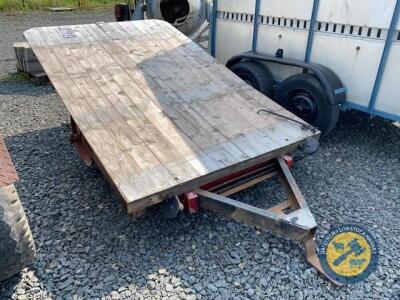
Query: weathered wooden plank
[
  {"left": 25, "top": 29, "right": 178, "bottom": 202},
  {"left": 98, "top": 38, "right": 274, "bottom": 159},
  {"left": 55, "top": 45, "right": 196, "bottom": 188},
  {"left": 24, "top": 21, "right": 318, "bottom": 213},
  {"left": 50, "top": 28, "right": 224, "bottom": 186},
  {"left": 112, "top": 21, "right": 311, "bottom": 150},
  {"left": 80, "top": 25, "right": 236, "bottom": 174},
  {"left": 103, "top": 50, "right": 251, "bottom": 168}
]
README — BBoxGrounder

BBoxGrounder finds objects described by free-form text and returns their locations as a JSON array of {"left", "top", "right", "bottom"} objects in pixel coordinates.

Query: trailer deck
[
  {"left": 21, "top": 20, "right": 342, "bottom": 284},
  {"left": 24, "top": 20, "right": 317, "bottom": 214}
]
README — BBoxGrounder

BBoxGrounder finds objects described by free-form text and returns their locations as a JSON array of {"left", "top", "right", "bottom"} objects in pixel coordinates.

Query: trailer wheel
[
  {"left": 274, "top": 73, "right": 339, "bottom": 134},
  {"left": 0, "top": 184, "right": 35, "bottom": 281},
  {"left": 230, "top": 61, "right": 273, "bottom": 97},
  {"left": 160, "top": 195, "right": 183, "bottom": 219}
]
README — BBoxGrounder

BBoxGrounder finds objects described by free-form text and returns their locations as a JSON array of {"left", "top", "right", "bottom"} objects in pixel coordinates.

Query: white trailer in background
[{"left": 209, "top": 0, "right": 400, "bottom": 133}]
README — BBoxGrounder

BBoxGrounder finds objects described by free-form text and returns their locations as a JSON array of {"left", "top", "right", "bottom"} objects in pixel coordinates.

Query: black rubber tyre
[
  {"left": 0, "top": 184, "right": 35, "bottom": 282},
  {"left": 274, "top": 73, "right": 339, "bottom": 134},
  {"left": 230, "top": 61, "right": 274, "bottom": 97},
  {"left": 159, "top": 195, "right": 183, "bottom": 219}
]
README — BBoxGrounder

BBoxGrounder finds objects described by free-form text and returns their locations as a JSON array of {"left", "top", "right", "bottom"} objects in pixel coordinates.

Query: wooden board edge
[{"left": 126, "top": 138, "right": 311, "bottom": 215}]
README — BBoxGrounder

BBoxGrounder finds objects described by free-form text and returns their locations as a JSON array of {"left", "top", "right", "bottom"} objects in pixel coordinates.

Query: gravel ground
[{"left": 0, "top": 10, "right": 399, "bottom": 300}]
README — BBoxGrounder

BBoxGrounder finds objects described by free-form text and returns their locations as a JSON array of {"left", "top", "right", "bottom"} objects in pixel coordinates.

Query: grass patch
[
  {"left": 0, "top": 72, "right": 29, "bottom": 81},
  {"left": 0, "top": 0, "right": 119, "bottom": 11}
]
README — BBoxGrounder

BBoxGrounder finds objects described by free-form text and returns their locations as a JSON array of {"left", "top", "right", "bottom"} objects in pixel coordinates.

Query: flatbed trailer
[{"left": 24, "top": 20, "right": 337, "bottom": 283}]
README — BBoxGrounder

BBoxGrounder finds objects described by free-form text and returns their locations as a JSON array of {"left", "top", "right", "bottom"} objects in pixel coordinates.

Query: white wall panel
[
  {"left": 396, "top": 12, "right": 400, "bottom": 30},
  {"left": 257, "top": 26, "right": 308, "bottom": 60},
  {"left": 311, "top": 33, "right": 385, "bottom": 106},
  {"left": 318, "top": 0, "right": 396, "bottom": 29},
  {"left": 215, "top": 20, "right": 253, "bottom": 64},
  {"left": 260, "top": 0, "right": 314, "bottom": 20},
  {"left": 218, "top": 0, "right": 256, "bottom": 14},
  {"left": 374, "top": 43, "right": 400, "bottom": 114}
]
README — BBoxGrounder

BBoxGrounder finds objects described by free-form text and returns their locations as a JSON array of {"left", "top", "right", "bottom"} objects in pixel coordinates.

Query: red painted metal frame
[
  {"left": 180, "top": 155, "right": 294, "bottom": 214},
  {"left": 282, "top": 154, "right": 294, "bottom": 169},
  {"left": 200, "top": 155, "right": 292, "bottom": 191},
  {"left": 0, "top": 135, "right": 18, "bottom": 187},
  {"left": 180, "top": 191, "right": 200, "bottom": 214}
]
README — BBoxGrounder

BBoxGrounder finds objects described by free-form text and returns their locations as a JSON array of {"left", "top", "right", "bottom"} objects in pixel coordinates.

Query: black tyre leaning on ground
[
  {"left": 0, "top": 184, "right": 35, "bottom": 282},
  {"left": 230, "top": 61, "right": 274, "bottom": 98},
  {"left": 274, "top": 73, "right": 340, "bottom": 135}
]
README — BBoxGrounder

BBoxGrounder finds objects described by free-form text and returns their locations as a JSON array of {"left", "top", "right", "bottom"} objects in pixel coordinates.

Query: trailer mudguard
[{"left": 226, "top": 52, "right": 346, "bottom": 106}]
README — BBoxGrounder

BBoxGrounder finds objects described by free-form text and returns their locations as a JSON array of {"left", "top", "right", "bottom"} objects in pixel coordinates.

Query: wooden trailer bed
[{"left": 24, "top": 20, "right": 318, "bottom": 214}]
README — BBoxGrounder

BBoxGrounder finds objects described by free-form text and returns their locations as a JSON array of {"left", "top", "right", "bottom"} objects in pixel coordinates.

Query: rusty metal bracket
[
  {"left": 0, "top": 135, "right": 18, "bottom": 187},
  {"left": 196, "top": 188, "right": 315, "bottom": 241},
  {"left": 196, "top": 156, "right": 340, "bottom": 285},
  {"left": 305, "top": 229, "right": 343, "bottom": 286}
]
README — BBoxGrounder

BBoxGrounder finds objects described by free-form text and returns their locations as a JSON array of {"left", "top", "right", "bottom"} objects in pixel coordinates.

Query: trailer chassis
[
  {"left": 190, "top": 157, "right": 340, "bottom": 285},
  {"left": 70, "top": 116, "right": 340, "bottom": 285}
]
